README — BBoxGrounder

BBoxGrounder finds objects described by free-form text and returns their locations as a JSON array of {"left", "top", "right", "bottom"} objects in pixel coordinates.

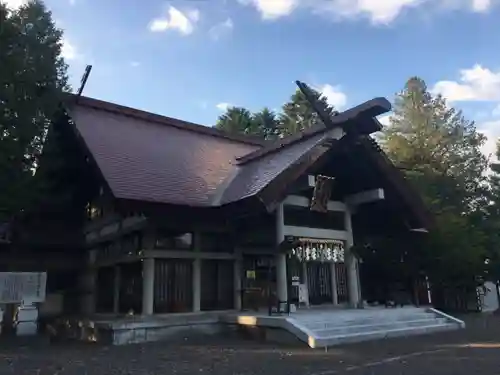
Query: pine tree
[
  {"left": 485, "top": 140, "right": 500, "bottom": 305},
  {"left": 279, "top": 88, "right": 336, "bottom": 136},
  {"left": 215, "top": 107, "right": 256, "bottom": 136},
  {"left": 381, "top": 77, "right": 489, "bottom": 285},
  {"left": 0, "top": 0, "right": 70, "bottom": 221},
  {"left": 214, "top": 86, "right": 337, "bottom": 140},
  {"left": 252, "top": 107, "right": 280, "bottom": 140},
  {"left": 382, "top": 77, "right": 488, "bottom": 213}
]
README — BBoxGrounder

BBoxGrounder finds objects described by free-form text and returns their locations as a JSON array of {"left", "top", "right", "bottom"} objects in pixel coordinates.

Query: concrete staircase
[{"left": 287, "top": 307, "right": 465, "bottom": 348}]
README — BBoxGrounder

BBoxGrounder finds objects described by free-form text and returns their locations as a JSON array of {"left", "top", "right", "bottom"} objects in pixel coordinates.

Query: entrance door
[{"left": 307, "top": 262, "right": 332, "bottom": 305}]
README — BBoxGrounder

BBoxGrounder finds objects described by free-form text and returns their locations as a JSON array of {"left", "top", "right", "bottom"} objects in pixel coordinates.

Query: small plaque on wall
[
  {"left": 246, "top": 270, "right": 256, "bottom": 279},
  {"left": 298, "top": 284, "right": 309, "bottom": 305}
]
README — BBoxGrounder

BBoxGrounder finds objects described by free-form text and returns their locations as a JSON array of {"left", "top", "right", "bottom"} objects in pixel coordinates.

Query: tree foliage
[
  {"left": 215, "top": 107, "right": 255, "bottom": 136},
  {"left": 380, "top": 77, "right": 489, "bottom": 285},
  {"left": 215, "top": 87, "right": 335, "bottom": 139},
  {"left": 382, "top": 78, "right": 488, "bottom": 213},
  {"left": 0, "top": 0, "right": 70, "bottom": 221},
  {"left": 279, "top": 88, "right": 337, "bottom": 136},
  {"left": 252, "top": 107, "right": 280, "bottom": 140},
  {"left": 483, "top": 141, "right": 500, "bottom": 287}
]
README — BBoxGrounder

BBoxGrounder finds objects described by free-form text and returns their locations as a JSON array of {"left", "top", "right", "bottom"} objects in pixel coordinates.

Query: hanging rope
[{"left": 290, "top": 238, "right": 345, "bottom": 263}]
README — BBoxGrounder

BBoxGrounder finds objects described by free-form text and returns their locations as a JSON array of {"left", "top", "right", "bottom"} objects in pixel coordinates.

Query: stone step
[
  {"left": 313, "top": 322, "right": 459, "bottom": 347},
  {"left": 294, "top": 308, "right": 428, "bottom": 319},
  {"left": 299, "top": 313, "right": 436, "bottom": 330},
  {"left": 311, "top": 317, "right": 448, "bottom": 336}
]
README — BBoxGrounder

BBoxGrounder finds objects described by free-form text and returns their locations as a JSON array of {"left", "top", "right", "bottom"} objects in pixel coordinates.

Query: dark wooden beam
[
  {"left": 257, "top": 139, "right": 336, "bottom": 212},
  {"left": 76, "top": 65, "right": 92, "bottom": 98},
  {"left": 295, "top": 80, "right": 391, "bottom": 135}
]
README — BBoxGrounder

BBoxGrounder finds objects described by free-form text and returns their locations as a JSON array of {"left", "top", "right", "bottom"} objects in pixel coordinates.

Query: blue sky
[{"left": 6, "top": 0, "right": 500, "bottom": 157}]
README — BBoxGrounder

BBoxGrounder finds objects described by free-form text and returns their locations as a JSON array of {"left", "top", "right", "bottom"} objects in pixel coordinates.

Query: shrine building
[{"left": 6, "top": 81, "right": 458, "bottom": 347}]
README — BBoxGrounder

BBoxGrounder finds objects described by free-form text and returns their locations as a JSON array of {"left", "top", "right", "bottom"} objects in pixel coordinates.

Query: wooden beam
[
  {"left": 308, "top": 175, "right": 316, "bottom": 188},
  {"left": 295, "top": 81, "right": 391, "bottom": 136},
  {"left": 345, "top": 188, "right": 384, "bottom": 206},
  {"left": 283, "top": 195, "right": 346, "bottom": 211}
]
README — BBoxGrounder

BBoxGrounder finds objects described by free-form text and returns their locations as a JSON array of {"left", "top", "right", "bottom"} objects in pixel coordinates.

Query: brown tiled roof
[
  {"left": 218, "top": 131, "right": 330, "bottom": 205},
  {"left": 67, "top": 96, "right": 260, "bottom": 206},
  {"left": 65, "top": 94, "right": 432, "bottom": 229}
]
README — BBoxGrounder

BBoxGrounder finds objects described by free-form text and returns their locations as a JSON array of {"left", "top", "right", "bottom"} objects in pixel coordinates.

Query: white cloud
[
  {"left": 317, "top": 84, "right": 347, "bottom": 109},
  {"left": 493, "top": 104, "right": 500, "bottom": 116},
  {"left": 209, "top": 18, "right": 234, "bottom": 40},
  {"left": 318, "top": 0, "right": 424, "bottom": 24},
  {"left": 238, "top": 0, "right": 298, "bottom": 20},
  {"left": 1, "top": 0, "right": 28, "bottom": 9},
  {"left": 61, "top": 38, "right": 80, "bottom": 60},
  {"left": 378, "top": 113, "right": 393, "bottom": 127},
  {"left": 238, "top": 0, "right": 496, "bottom": 24},
  {"left": 216, "top": 102, "right": 232, "bottom": 111},
  {"left": 479, "top": 121, "right": 500, "bottom": 160},
  {"left": 472, "top": 0, "right": 492, "bottom": 12},
  {"left": 149, "top": 6, "right": 199, "bottom": 35},
  {"left": 431, "top": 64, "right": 500, "bottom": 102},
  {"left": 432, "top": 64, "right": 500, "bottom": 161},
  {"left": 187, "top": 9, "right": 200, "bottom": 22}
]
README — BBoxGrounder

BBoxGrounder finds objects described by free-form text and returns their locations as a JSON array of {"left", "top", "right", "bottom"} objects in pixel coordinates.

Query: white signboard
[{"left": 0, "top": 272, "right": 47, "bottom": 304}]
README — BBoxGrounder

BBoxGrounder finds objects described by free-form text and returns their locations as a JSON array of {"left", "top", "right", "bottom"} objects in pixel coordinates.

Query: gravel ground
[{"left": 1, "top": 314, "right": 500, "bottom": 375}]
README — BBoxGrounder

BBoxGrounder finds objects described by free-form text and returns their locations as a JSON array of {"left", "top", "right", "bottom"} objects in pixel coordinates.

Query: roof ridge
[
  {"left": 236, "top": 96, "right": 391, "bottom": 165},
  {"left": 236, "top": 124, "right": 327, "bottom": 165},
  {"left": 66, "top": 94, "right": 266, "bottom": 148}
]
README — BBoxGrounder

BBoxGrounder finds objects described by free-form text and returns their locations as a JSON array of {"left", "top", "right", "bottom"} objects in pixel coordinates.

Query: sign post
[{"left": 0, "top": 272, "right": 47, "bottom": 336}]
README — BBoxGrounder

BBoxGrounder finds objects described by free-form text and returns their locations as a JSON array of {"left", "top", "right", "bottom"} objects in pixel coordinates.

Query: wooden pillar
[
  {"left": 275, "top": 203, "right": 288, "bottom": 303},
  {"left": 113, "top": 265, "right": 121, "bottom": 314},
  {"left": 330, "top": 262, "right": 338, "bottom": 305},
  {"left": 192, "top": 232, "right": 201, "bottom": 312},
  {"left": 192, "top": 258, "right": 201, "bottom": 312},
  {"left": 234, "top": 250, "right": 242, "bottom": 310},
  {"left": 81, "top": 249, "right": 97, "bottom": 315},
  {"left": 142, "top": 258, "right": 155, "bottom": 315},
  {"left": 344, "top": 207, "right": 360, "bottom": 308},
  {"left": 302, "top": 261, "right": 310, "bottom": 307}
]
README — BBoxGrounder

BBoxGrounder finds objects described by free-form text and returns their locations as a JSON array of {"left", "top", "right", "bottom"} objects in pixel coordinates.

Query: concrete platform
[
  {"left": 92, "top": 311, "right": 225, "bottom": 345},
  {"left": 221, "top": 306, "right": 465, "bottom": 348},
  {"left": 61, "top": 306, "right": 465, "bottom": 347}
]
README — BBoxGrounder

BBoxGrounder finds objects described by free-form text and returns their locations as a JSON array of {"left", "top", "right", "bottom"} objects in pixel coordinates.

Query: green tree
[
  {"left": 252, "top": 107, "right": 280, "bottom": 140},
  {"left": 279, "top": 88, "right": 337, "bottom": 136},
  {"left": 215, "top": 86, "right": 337, "bottom": 140},
  {"left": 215, "top": 107, "right": 257, "bottom": 136},
  {"left": 0, "top": 0, "right": 70, "bottom": 221},
  {"left": 380, "top": 77, "right": 489, "bottom": 285},
  {"left": 383, "top": 77, "right": 488, "bottom": 212},
  {"left": 483, "top": 140, "right": 500, "bottom": 305},
  {"left": 488, "top": 139, "right": 500, "bottom": 219}
]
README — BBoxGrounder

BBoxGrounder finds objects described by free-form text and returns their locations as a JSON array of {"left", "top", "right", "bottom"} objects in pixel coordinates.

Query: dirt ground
[{"left": 1, "top": 314, "right": 500, "bottom": 375}]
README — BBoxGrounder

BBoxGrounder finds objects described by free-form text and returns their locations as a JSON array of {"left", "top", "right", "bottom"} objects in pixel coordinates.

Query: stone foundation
[{"left": 93, "top": 311, "right": 224, "bottom": 345}]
